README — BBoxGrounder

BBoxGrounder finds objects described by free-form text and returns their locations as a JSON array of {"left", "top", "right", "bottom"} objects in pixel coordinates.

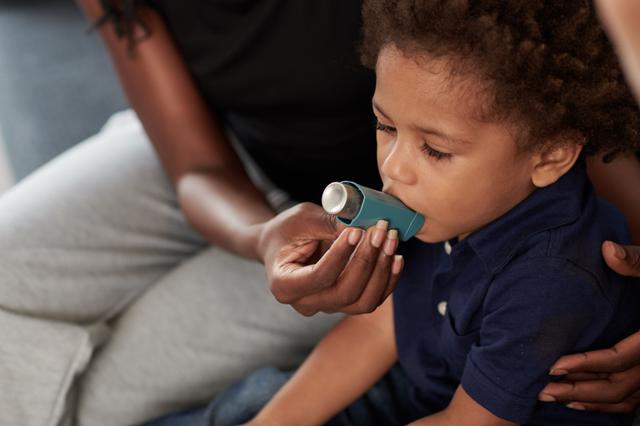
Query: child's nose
[{"left": 380, "top": 140, "right": 416, "bottom": 185}]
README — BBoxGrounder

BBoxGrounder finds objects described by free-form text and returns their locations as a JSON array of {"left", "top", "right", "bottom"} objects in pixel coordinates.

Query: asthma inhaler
[{"left": 321, "top": 181, "right": 425, "bottom": 241}]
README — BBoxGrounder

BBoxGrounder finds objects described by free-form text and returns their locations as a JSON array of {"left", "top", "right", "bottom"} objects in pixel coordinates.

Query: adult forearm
[
  {"left": 78, "top": 0, "right": 244, "bottom": 181},
  {"left": 78, "top": 0, "right": 277, "bottom": 259},
  {"left": 595, "top": 0, "right": 640, "bottom": 100},
  {"left": 587, "top": 155, "right": 640, "bottom": 243},
  {"left": 177, "top": 169, "right": 275, "bottom": 260}
]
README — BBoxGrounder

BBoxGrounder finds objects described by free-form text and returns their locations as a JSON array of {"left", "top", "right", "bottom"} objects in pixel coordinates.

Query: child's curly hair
[{"left": 361, "top": 0, "right": 640, "bottom": 161}]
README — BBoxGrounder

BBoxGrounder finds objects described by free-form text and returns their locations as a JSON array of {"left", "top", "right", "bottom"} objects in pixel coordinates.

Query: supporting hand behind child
[
  {"left": 539, "top": 330, "right": 640, "bottom": 413},
  {"left": 539, "top": 242, "right": 640, "bottom": 412}
]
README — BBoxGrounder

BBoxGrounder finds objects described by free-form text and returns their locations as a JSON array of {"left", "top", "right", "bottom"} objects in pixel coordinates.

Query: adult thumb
[
  {"left": 602, "top": 240, "right": 640, "bottom": 278},
  {"left": 292, "top": 202, "right": 348, "bottom": 239}
]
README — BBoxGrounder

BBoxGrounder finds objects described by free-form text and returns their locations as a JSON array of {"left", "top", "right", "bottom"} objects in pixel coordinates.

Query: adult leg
[
  {"left": 0, "top": 109, "right": 340, "bottom": 426},
  {"left": 0, "top": 110, "right": 206, "bottom": 426},
  {"left": 76, "top": 245, "right": 341, "bottom": 426},
  {"left": 66, "top": 115, "right": 341, "bottom": 425}
]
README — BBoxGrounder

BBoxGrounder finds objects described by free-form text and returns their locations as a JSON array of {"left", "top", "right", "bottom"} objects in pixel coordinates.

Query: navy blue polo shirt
[{"left": 394, "top": 160, "right": 640, "bottom": 425}]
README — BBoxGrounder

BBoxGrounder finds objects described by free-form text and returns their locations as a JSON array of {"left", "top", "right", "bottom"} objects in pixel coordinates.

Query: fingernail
[
  {"left": 348, "top": 228, "right": 363, "bottom": 246},
  {"left": 376, "top": 219, "right": 389, "bottom": 230},
  {"left": 392, "top": 255, "right": 403, "bottom": 274},
  {"left": 566, "top": 403, "right": 586, "bottom": 411},
  {"left": 538, "top": 393, "right": 556, "bottom": 402},
  {"left": 371, "top": 220, "right": 388, "bottom": 248},
  {"left": 612, "top": 242, "right": 627, "bottom": 260},
  {"left": 549, "top": 368, "right": 569, "bottom": 376},
  {"left": 383, "top": 230, "right": 399, "bottom": 256}
]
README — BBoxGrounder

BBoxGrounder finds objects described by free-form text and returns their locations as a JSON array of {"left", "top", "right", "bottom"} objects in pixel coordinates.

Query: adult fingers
[
  {"left": 562, "top": 372, "right": 609, "bottom": 382},
  {"left": 320, "top": 220, "right": 389, "bottom": 310},
  {"left": 292, "top": 221, "right": 390, "bottom": 314},
  {"left": 602, "top": 241, "right": 640, "bottom": 278},
  {"left": 293, "top": 254, "right": 404, "bottom": 317},
  {"left": 548, "top": 330, "right": 640, "bottom": 374},
  {"left": 380, "top": 254, "right": 404, "bottom": 302},
  {"left": 272, "top": 227, "right": 362, "bottom": 303},
  {"left": 565, "top": 392, "right": 640, "bottom": 413},
  {"left": 306, "top": 227, "right": 364, "bottom": 291},
  {"left": 283, "top": 202, "right": 347, "bottom": 240},
  {"left": 292, "top": 249, "right": 403, "bottom": 317},
  {"left": 341, "top": 229, "right": 399, "bottom": 314},
  {"left": 539, "top": 364, "right": 640, "bottom": 405}
]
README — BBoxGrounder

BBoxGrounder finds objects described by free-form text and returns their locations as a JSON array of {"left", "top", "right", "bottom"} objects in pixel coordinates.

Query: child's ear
[{"left": 530, "top": 133, "right": 584, "bottom": 188}]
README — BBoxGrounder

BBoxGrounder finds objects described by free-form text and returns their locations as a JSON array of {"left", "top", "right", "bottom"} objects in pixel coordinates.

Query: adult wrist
[{"left": 242, "top": 222, "right": 269, "bottom": 263}]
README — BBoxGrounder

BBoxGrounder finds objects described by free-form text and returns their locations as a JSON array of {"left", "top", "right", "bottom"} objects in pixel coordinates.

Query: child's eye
[
  {"left": 375, "top": 120, "right": 396, "bottom": 134},
  {"left": 420, "top": 143, "right": 452, "bottom": 161}
]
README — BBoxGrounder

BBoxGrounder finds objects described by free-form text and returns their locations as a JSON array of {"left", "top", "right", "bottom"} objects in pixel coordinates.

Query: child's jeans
[{"left": 146, "top": 364, "right": 422, "bottom": 426}]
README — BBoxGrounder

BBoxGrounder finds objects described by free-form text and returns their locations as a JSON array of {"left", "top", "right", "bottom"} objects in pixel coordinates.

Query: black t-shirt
[{"left": 148, "top": 0, "right": 380, "bottom": 202}]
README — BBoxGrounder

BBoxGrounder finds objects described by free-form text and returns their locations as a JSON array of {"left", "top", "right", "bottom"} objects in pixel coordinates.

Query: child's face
[{"left": 374, "top": 46, "right": 537, "bottom": 243}]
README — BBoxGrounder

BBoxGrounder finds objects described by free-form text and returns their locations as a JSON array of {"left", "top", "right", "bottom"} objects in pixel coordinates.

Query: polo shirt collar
[{"left": 463, "top": 159, "right": 587, "bottom": 274}]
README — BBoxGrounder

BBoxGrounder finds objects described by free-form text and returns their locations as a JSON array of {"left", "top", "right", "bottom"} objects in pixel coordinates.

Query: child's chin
[{"left": 414, "top": 228, "right": 453, "bottom": 244}]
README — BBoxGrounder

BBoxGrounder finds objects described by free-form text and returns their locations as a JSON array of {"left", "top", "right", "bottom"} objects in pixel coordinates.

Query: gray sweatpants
[{"left": 0, "top": 111, "right": 340, "bottom": 426}]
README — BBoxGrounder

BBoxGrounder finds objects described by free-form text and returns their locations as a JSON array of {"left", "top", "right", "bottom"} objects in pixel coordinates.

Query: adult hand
[
  {"left": 538, "top": 241, "right": 640, "bottom": 412},
  {"left": 602, "top": 240, "right": 640, "bottom": 278},
  {"left": 539, "top": 332, "right": 640, "bottom": 413},
  {"left": 257, "top": 202, "right": 403, "bottom": 316}
]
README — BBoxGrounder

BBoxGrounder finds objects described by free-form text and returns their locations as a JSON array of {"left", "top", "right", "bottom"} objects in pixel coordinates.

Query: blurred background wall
[{"left": 0, "top": 0, "right": 127, "bottom": 187}]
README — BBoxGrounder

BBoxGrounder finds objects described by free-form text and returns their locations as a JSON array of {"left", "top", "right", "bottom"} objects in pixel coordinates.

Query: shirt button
[
  {"left": 444, "top": 241, "right": 452, "bottom": 255},
  {"left": 437, "top": 301, "right": 448, "bottom": 316}
]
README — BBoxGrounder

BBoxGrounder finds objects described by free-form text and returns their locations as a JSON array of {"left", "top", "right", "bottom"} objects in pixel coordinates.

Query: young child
[{"left": 151, "top": 1, "right": 640, "bottom": 425}]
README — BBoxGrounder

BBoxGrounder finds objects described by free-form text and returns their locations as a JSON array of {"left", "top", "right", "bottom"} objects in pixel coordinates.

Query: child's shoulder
[
  {"left": 470, "top": 163, "right": 632, "bottom": 315},
  {"left": 511, "top": 191, "right": 629, "bottom": 293},
  {"left": 523, "top": 185, "right": 628, "bottom": 256},
  {"left": 475, "top": 193, "right": 636, "bottom": 347}
]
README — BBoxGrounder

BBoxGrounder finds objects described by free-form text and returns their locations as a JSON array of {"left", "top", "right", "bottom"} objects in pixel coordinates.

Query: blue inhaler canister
[{"left": 321, "top": 181, "right": 425, "bottom": 241}]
